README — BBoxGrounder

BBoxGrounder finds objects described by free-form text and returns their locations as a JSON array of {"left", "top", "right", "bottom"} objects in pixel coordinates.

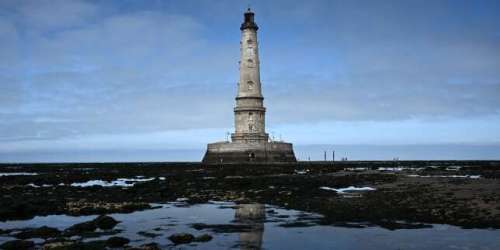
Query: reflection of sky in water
[{"left": 1, "top": 202, "right": 499, "bottom": 250}]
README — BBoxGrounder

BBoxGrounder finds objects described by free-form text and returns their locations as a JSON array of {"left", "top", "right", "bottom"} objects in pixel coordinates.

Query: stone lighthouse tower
[
  {"left": 202, "top": 9, "right": 296, "bottom": 164},
  {"left": 232, "top": 9, "right": 268, "bottom": 143}
]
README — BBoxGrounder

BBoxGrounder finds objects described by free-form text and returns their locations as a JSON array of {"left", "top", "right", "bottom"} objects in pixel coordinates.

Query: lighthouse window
[
  {"left": 247, "top": 39, "right": 253, "bottom": 44},
  {"left": 246, "top": 47, "right": 254, "bottom": 56},
  {"left": 247, "top": 81, "right": 254, "bottom": 90}
]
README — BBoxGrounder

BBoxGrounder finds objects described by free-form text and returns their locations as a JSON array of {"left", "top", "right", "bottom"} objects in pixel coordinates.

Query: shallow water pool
[{"left": 1, "top": 201, "right": 499, "bottom": 249}]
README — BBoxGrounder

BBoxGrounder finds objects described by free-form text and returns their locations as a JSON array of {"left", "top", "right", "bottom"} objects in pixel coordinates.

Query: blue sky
[{"left": 0, "top": 0, "right": 499, "bottom": 162}]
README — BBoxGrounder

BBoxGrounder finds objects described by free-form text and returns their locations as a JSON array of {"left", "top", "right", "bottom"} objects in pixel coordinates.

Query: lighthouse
[
  {"left": 232, "top": 9, "right": 268, "bottom": 143},
  {"left": 202, "top": 9, "right": 296, "bottom": 164}
]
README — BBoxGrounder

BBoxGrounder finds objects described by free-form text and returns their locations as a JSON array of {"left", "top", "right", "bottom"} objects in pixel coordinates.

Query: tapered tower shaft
[
  {"left": 231, "top": 9, "right": 269, "bottom": 143},
  {"left": 201, "top": 8, "right": 296, "bottom": 164}
]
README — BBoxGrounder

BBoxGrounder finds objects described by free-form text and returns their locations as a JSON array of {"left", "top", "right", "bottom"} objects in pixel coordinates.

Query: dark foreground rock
[
  {"left": 278, "top": 221, "right": 317, "bottom": 228},
  {"left": 41, "top": 240, "right": 76, "bottom": 250},
  {"left": 192, "top": 223, "right": 255, "bottom": 233},
  {"left": 94, "top": 215, "right": 119, "bottom": 229},
  {"left": 67, "top": 201, "right": 152, "bottom": 216},
  {"left": 137, "top": 231, "right": 161, "bottom": 238},
  {"left": 14, "top": 226, "right": 60, "bottom": 239},
  {"left": 373, "top": 220, "right": 433, "bottom": 230},
  {"left": 0, "top": 229, "right": 11, "bottom": 235},
  {"left": 77, "top": 240, "right": 107, "bottom": 250},
  {"left": 168, "top": 233, "right": 195, "bottom": 245},
  {"left": 0, "top": 239, "right": 34, "bottom": 250},
  {"left": 140, "top": 243, "right": 161, "bottom": 250},
  {"left": 106, "top": 236, "right": 130, "bottom": 247},
  {"left": 63, "top": 214, "right": 119, "bottom": 236},
  {"left": 64, "top": 221, "right": 97, "bottom": 236},
  {"left": 41, "top": 239, "right": 108, "bottom": 250},
  {"left": 194, "top": 234, "right": 213, "bottom": 242},
  {"left": 126, "top": 243, "right": 161, "bottom": 250}
]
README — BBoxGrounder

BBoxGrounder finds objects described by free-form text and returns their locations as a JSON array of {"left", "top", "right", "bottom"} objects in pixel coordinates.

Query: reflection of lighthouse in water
[{"left": 235, "top": 204, "right": 265, "bottom": 250}]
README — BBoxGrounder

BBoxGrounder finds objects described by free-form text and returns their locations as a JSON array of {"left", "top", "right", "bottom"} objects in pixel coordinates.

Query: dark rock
[
  {"left": 275, "top": 215, "right": 290, "bottom": 218},
  {"left": 168, "top": 233, "right": 194, "bottom": 245},
  {"left": 64, "top": 221, "right": 97, "bottom": 236},
  {"left": 218, "top": 205, "right": 236, "bottom": 209},
  {"left": 194, "top": 234, "right": 213, "bottom": 242},
  {"left": 266, "top": 209, "right": 277, "bottom": 214},
  {"left": 137, "top": 231, "right": 161, "bottom": 238},
  {"left": 94, "top": 215, "right": 119, "bottom": 229},
  {"left": 41, "top": 240, "right": 76, "bottom": 250},
  {"left": 120, "top": 203, "right": 152, "bottom": 213},
  {"left": 0, "top": 229, "right": 12, "bottom": 235},
  {"left": 278, "top": 221, "right": 316, "bottom": 228},
  {"left": 375, "top": 220, "right": 433, "bottom": 230},
  {"left": 78, "top": 240, "right": 107, "bottom": 250},
  {"left": 63, "top": 215, "right": 118, "bottom": 237},
  {"left": 14, "top": 226, "right": 61, "bottom": 239},
  {"left": 191, "top": 223, "right": 254, "bottom": 233},
  {"left": 138, "top": 243, "right": 161, "bottom": 250},
  {"left": 330, "top": 222, "right": 367, "bottom": 228},
  {"left": 78, "top": 229, "right": 122, "bottom": 238},
  {"left": 106, "top": 236, "right": 130, "bottom": 247},
  {"left": 0, "top": 240, "right": 34, "bottom": 250},
  {"left": 67, "top": 202, "right": 152, "bottom": 217}
]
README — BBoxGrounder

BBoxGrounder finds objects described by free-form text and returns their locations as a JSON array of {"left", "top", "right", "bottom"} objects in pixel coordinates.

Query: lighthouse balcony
[
  {"left": 234, "top": 107, "right": 266, "bottom": 112},
  {"left": 231, "top": 132, "right": 269, "bottom": 143}
]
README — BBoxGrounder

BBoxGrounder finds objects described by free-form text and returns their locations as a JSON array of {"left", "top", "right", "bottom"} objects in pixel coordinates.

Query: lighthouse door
[{"left": 249, "top": 152, "right": 256, "bottom": 161}]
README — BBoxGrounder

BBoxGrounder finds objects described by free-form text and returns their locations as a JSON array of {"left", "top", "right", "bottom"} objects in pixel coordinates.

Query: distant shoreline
[{"left": 0, "top": 160, "right": 499, "bottom": 166}]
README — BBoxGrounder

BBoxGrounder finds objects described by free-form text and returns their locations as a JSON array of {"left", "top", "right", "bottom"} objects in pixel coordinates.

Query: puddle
[
  {"left": 320, "top": 186, "right": 376, "bottom": 193},
  {"left": 377, "top": 167, "right": 424, "bottom": 172},
  {"left": 70, "top": 177, "right": 156, "bottom": 187},
  {"left": 344, "top": 167, "right": 370, "bottom": 171},
  {"left": 406, "top": 175, "right": 481, "bottom": 179},
  {"left": 26, "top": 183, "right": 53, "bottom": 188},
  {"left": 0, "top": 172, "right": 39, "bottom": 176},
  {"left": 0, "top": 202, "right": 499, "bottom": 249}
]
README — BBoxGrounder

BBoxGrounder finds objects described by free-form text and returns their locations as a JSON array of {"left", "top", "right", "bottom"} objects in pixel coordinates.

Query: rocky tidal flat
[{"left": 0, "top": 161, "right": 499, "bottom": 249}]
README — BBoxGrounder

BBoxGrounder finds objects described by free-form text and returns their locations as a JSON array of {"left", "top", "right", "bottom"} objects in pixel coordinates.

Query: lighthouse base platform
[{"left": 202, "top": 141, "right": 296, "bottom": 164}]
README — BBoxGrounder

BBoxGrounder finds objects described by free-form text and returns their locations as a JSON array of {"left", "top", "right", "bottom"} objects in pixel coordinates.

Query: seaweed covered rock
[
  {"left": 63, "top": 215, "right": 119, "bottom": 236},
  {"left": 106, "top": 236, "right": 130, "bottom": 247},
  {"left": 14, "top": 226, "right": 61, "bottom": 239},
  {"left": 168, "top": 233, "right": 194, "bottom": 245},
  {"left": 79, "top": 240, "right": 107, "bottom": 250},
  {"left": 94, "top": 215, "right": 119, "bottom": 229},
  {"left": 194, "top": 234, "right": 213, "bottom": 242},
  {"left": 41, "top": 240, "right": 76, "bottom": 250},
  {"left": 64, "top": 221, "right": 97, "bottom": 235},
  {"left": 139, "top": 243, "right": 161, "bottom": 250},
  {"left": 0, "top": 240, "right": 34, "bottom": 250}
]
